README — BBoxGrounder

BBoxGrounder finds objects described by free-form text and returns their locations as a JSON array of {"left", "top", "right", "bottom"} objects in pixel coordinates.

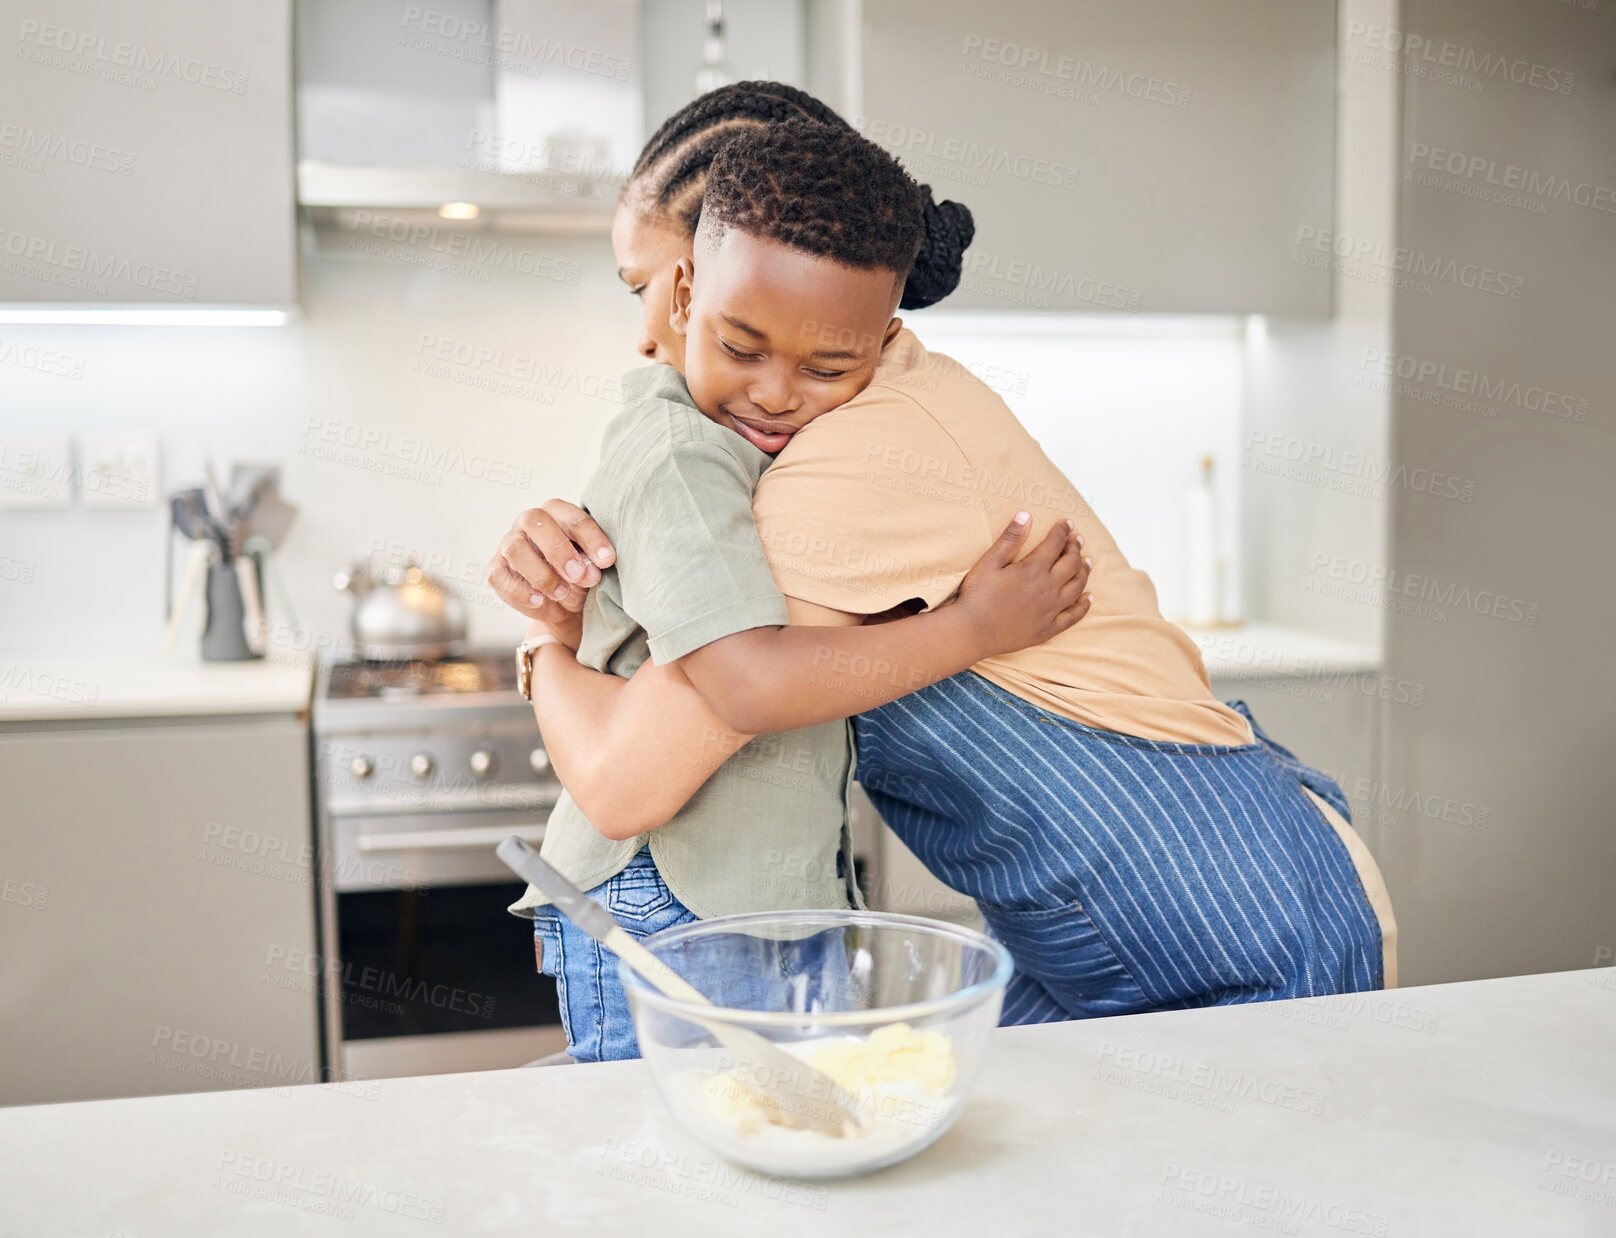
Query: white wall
[
  {"left": 0, "top": 229, "right": 1246, "bottom": 661},
  {"left": 904, "top": 314, "right": 1246, "bottom": 625},
  {"left": 1238, "top": 0, "right": 1398, "bottom": 654},
  {"left": 1380, "top": 0, "right": 1616, "bottom": 985},
  {"left": 0, "top": 224, "right": 642, "bottom": 659}
]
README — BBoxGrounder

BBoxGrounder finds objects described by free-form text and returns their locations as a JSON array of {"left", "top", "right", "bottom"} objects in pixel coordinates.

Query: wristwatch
[{"left": 515, "top": 633, "right": 562, "bottom": 701}]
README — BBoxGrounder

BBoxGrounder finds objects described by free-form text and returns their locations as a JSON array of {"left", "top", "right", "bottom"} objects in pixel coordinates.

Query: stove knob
[
  {"left": 529, "top": 748, "right": 550, "bottom": 774},
  {"left": 349, "top": 755, "right": 374, "bottom": 780},
  {"left": 469, "top": 749, "right": 497, "bottom": 777},
  {"left": 409, "top": 753, "right": 435, "bottom": 780}
]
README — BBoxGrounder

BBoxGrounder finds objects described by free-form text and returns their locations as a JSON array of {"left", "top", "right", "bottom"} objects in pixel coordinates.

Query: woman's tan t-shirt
[
  {"left": 750, "top": 328, "right": 1399, "bottom": 981},
  {"left": 752, "top": 328, "right": 1254, "bottom": 747}
]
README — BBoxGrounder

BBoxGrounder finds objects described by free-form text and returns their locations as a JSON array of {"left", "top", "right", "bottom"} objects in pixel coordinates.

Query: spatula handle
[
  {"left": 496, "top": 836, "right": 714, "bottom": 1006},
  {"left": 496, "top": 836, "right": 617, "bottom": 940}
]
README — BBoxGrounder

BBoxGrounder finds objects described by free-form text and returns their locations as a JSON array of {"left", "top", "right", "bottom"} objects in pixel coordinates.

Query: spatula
[
  {"left": 496, "top": 836, "right": 863, "bottom": 1137},
  {"left": 237, "top": 487, "right": 297, "bottom": 552}
]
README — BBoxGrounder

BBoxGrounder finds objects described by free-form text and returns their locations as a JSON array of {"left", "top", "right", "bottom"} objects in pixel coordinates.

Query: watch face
[{"left": 515, "top": 645, "right": 534, "bottom": 699}]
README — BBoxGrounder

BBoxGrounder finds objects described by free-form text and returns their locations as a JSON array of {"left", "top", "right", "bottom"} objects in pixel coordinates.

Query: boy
[{"left": 503, "top": 128, "right": 1088, "bottom": 1061}]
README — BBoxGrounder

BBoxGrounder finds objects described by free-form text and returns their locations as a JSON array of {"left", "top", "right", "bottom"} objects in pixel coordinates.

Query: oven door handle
[
  {"left": 328, "top": 787, "right": 559, "bottom": 817},
  {"left": 355, "top": 825, "right": 548, "bottom": 852}
]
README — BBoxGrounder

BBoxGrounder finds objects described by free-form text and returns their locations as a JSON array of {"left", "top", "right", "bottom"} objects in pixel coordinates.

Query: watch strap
[{"left": 515, "top": 633, "right": 561, "bottom": 700}]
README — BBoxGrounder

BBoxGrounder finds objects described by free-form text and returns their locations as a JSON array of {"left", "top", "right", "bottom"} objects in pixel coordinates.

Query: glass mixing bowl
[{"left": 621, "top": 910, "right": 1012, "bottom": 1179}]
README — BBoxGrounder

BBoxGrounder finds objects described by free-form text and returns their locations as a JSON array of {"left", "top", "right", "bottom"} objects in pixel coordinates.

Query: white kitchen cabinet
[
  {"left": 0, "top": 0, "right": 295, "bottom": 307},
  {"left": 1210, "top": 671, "right": 1379, "bottom": 791},
  {"left": 858, "top": 0, "right": 1335, "bottom": 315},
  {"left": 0, "top": 713, "right": 320, "bottom": 1105}
]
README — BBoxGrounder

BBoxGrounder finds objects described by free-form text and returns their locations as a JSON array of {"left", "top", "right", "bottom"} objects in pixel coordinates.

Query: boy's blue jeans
[
  {"left": 531, "top": 848, "right": 698, "bottom": 1062},
  {"left": 532, "top": 849, "right": 859, "bottom": 1062}
]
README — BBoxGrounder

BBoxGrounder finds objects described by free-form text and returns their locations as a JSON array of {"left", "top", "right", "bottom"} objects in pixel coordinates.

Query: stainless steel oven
[{"left": 312, "top": 650, "right": 568, "bottom": 1080}]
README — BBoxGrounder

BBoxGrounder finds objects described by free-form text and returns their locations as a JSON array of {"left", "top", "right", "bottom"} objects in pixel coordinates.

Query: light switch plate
[
  {"left": 79, "top": 431, "right": 160, "bottom": 508},
  {"left": 0, "top": 431, "right": 72, "bottom": 508}
]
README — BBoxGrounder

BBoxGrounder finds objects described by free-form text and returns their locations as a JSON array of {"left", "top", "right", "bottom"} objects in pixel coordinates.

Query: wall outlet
[
  {"left": 0, "top": 431, "right": 72, "bottom": 508},
  {"left": 79, "top": 432, "right": 161, "bottom": 508}
]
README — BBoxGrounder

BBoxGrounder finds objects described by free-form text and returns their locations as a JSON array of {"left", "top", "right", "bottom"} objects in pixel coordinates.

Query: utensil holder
[{"left": 201, "top": 561, "right": 261, "bottom": 662}]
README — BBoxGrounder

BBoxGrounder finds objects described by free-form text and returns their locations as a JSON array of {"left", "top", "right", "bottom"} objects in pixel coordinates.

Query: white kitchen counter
[
  {"left": 0, "top": 630, "right": 1361, "bottom": 723},
  {"left": 2, "top": 968, "right": 1612, "bottom": 1235},
  {"left": 0, "top": 653, "right": 313, "bottom": 722},
  {"left": 1188, "top": 622, "right": 1382, "bottom": 679}
]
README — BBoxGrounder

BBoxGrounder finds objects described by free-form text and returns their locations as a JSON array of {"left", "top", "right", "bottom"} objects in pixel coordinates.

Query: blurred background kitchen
[{"left": 1, "top": 0, "right": 1611, "bottom": 1106}]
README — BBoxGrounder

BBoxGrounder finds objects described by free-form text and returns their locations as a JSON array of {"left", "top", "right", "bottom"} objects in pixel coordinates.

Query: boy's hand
[
  {"left": 954, "top": 512, "right": 1092, "bottom": 656},
  {"left": 487, "top": 499, "right": 617, "bottom": 622}
]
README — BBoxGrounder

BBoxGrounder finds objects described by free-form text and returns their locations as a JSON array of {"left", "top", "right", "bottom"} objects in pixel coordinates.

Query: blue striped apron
[{"left": 852, "top": 672, "right": 1384, "bottom": 1025}]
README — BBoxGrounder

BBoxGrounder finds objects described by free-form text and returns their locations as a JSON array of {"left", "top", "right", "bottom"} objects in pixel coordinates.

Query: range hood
[
  {"left": 295, "top": 0, "right": 642, "bottom": 232},
  {"left": 297, "top": 159, "right": 621, "bottom": 233}
]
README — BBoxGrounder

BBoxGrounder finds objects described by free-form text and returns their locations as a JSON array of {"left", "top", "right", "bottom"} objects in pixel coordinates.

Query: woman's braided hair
[{"left": 627, "top": 82, "right": 974, "bottom": 310}]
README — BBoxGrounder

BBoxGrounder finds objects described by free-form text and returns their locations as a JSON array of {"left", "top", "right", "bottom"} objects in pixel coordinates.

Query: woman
[{"left": 489, "top": 83, "right": 1398, "bottom": 1024}]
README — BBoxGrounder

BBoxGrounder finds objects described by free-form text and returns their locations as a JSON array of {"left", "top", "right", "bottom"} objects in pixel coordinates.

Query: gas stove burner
[{"left": 324, "top": 649, "right": 518, "bottom": 701}]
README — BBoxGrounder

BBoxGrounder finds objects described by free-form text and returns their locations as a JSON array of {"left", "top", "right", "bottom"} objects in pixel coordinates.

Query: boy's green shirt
[{"left": 509, "top": 364, "right": 859, "bottom": 921}]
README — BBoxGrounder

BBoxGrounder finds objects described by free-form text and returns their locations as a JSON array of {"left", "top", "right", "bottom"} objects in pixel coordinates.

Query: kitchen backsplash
[
  {"left": 0, "top": 233, "right": 1244, "bottom": 658},
  {"left": 910, "top": 315, "right": 1245, "bottom": 626}
]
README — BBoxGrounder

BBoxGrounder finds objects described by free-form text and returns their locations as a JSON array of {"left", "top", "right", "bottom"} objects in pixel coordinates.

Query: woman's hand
[
  {"left": 486, "top": 499, "right": 618, "bottom": 626},
  {"left": 952, "top": 512, "right": 1092, "bottom": 657}
]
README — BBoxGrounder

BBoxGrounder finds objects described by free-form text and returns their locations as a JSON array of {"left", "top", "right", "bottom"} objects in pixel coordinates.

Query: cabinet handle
[{"left": 355, "top": 825, "right": 547, "bottom": 852}]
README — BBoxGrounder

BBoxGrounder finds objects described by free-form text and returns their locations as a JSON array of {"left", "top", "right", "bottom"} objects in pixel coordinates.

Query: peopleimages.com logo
[
  {"left": 1357, "top": 349, "right": 1588, "bottom": 421},
  {"left": 1344, "top": 20, "right": 1575, "bottom": 95},
  {"left": 1406, "top": 142, "right": 1616, "bottom": 216},
  {"left": 957, "top": 33, "right": 1194, "bottom": 108},
  {"left": 399, "top": 6, "right": 632, "bottom": 80},
  {"left": 0, "top": 123, "right": 135, "bottom": 175},
  {"left": 14, "top": 19, "right": 252, "bottom": 93},
  {"left": 1293, "top": 227, "right": 1524, "bottom": 298},
  {"left": 0, "top": 226, "right": 200, "bottom": 298},
  {"left": 858, "top": 118, "right": 1080, "bottom": 190},
  {"left": 1306, "top": 554, "right": 1540, "bottom": 626}
]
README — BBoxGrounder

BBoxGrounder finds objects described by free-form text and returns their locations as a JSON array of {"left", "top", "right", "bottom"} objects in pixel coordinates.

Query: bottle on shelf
[{"left": 1185, "top": 454, "right": 1221, "bottom": 628}]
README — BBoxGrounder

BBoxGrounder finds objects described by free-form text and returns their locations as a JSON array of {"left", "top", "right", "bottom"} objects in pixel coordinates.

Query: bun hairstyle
[
  {"left": 627, "top": 81, "right": 975, "bottom": 309},
  {"left": 902, "top": 189, "right": 976, "bottom": 311}
]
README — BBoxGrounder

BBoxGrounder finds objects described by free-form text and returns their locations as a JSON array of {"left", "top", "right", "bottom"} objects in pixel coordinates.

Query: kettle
[{"left": 333, "top": 559, "right": 469, "bottom": 661}]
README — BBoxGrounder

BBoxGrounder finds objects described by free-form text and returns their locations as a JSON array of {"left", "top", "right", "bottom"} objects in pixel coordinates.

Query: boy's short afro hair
[
  {"left": 700, "top": 117, "right": 928, "bottom": 286},
  {"left": 629, "top": 86, "right": 975, "bottom": 308}
]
